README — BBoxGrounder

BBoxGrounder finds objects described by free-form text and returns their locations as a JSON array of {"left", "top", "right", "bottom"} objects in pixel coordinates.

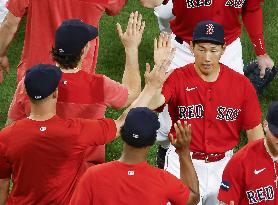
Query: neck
[
  {"left": 118, "top": 144, "right": 148, "bottom": 164},
  {"left": 195, "top": 64, "right": 220, "bottom": 82},
  {"left": 60, "top": 67, "right": 80, "bottom": 73},
  {"left": 29, "top": 100, "right": 56, "bottom": 121},
  {"left": 264, "top": 139, "right": 278, "bottom": 159}
]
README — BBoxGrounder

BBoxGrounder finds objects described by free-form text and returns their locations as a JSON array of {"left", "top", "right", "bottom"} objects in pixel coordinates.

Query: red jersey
[
  {"left": 218, "top": 139, "right": 278, "bottom": 205},
  {"left": 161, "top": 63, "right": 261, "bottom": 153},
  {"left": 69, "top": 161, "right": 190, "bottom": 205},
  {"left": 0, "top": 116, "right": 116, "bottom": 205},
  {"left": 8, "top": 70, "right": 128, "bottom": 164},
  {"left": 6, "top": 0, "right": 127, "bottom": 81},
  {"left": 163, "top": 0, "right": 265, "bottom": 55}
]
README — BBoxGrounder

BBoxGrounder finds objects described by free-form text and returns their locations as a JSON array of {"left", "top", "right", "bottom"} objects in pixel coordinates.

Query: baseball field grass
[{"left": 0, "top": 0, "right": 277, "bottom": 166}]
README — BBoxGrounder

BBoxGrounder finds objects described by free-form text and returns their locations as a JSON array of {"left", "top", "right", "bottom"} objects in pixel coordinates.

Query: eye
[{"left": 211, "top": 50, "right": 217, "bottom": 53}]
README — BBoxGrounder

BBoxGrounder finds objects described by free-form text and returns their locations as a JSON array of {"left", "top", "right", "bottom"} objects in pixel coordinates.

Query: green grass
[{"left": 0, "top": 1, "right": 277, "bottom": 165}]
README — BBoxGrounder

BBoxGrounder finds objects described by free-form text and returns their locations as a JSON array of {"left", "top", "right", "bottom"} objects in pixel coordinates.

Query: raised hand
[
  {"left": 116, "top": 11, "right": 145, "bottom": 50},
  {"left": 154, "top": 32, "right": 173, "bottom": 70},
  {"left": 169, "top": 120, "right": 191, "bottom": 155}
]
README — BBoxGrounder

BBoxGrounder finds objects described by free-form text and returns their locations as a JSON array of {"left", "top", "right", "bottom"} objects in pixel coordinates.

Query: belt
[
  {"left": 192, "top": 152, "right": 226, "bottom": 163},
  {"left": 175, "top": 35, "right": 183, "bottom": 44}
]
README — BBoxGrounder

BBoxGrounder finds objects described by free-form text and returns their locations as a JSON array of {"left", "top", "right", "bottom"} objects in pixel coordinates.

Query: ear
[
  {"left": 189, "top": 41, "right": 194, "bottom": 54},
  {"left": 263, "top": 120, "right": 268, "bottom": 131},
  {"left": 221, "top": 44, "right": 226, "bottom": 55},
  {"left": 53, "top": 89, "right": 58, "bottom": 99}
]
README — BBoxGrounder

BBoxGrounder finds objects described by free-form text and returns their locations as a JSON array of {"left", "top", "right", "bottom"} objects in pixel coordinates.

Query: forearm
[
  {"left": 0, "top": 178, "right": 10, "bottom": 205},
  {"left": 246, "top": 124, "right": 264, "bottom": 142},
  {"left": 179, "top": 153, "right": 199, "bottom": 205},
  {"left": 115, "top": 85, "right": 165, "bottom": 135},
  {"left": 0, "top": 12, "right": 21, "bottom": 56},
  {"left": 242, "top": 6, "right": 265, "bottom": 56},
  {"left": 140, "top": 0, "right": 164, "bottom": 8},
  {"left": 122, "top": 48, "right": 141, "bottom": 107}
]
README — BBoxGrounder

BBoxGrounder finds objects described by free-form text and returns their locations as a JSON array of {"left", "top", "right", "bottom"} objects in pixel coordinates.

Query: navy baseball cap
[
  {"left": 24, "top": 64, "right": 62, "bottom": 100},
  {"left": 121, "top": 107, "right": 160, "bottom": 148},
  {"left": 267, "top": 101, "right": 278, "bottom": 136},
  {"left": 54, "top": 19, "right": 98, "bottom": 55},
  {"left": 192, "top": 20, "right": 224, "bottom": 45}
]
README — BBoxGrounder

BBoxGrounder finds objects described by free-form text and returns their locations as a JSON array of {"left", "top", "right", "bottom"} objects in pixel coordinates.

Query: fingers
[
  {"left": 259, "top": 67, "right": 266, "bottom": 78},
  {"left": 132, "top": 11, "right": 138, "bottom": 35},
  {"left": 116, "top": 23, "right": 123, "bottom": 39},
  {"left": 145, "top": 63, "right": 151, "bottom": 75},
  {"left": 154, "top": 38, "right": 158, "bottom": 51},
  {"left": 126, "top": 12, "right": 134, "bottom": 35}
]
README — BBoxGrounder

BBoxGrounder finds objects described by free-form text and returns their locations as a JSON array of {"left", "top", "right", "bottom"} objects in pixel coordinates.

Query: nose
[{"left": 204, "top": 51, "right": 211, "bottom": 62}]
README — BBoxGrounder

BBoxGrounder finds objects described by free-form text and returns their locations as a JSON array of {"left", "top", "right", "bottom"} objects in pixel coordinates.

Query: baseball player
[
  {"left": 140, "top": 0, "right": 275, "bottom": 168},
  {"left": 154, "top": 0, "right": 174, "bottom": 33},
  {"left": 218, "top": 101, "right": 278, "bottom": 205},
  {"left": 0, "top": 0, "right": 128, "bottom": 83},
  {"left": 6, "top": 12, "right": 144, "bottom": 166},
  {"left": 69, "top": 108, "right": 199, "bottom": 205},
  {"left": 150, "top": 21, "right": 264, "bottom": 205},
  {"left": 0, "top": 46, "right": 173, "bottom": 204}
]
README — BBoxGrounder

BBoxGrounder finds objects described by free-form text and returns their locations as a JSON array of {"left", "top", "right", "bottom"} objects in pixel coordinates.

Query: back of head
[
  {"left": 52, "top": 19, "right": 98, "bottom": 69},
  {"left": 121, "top": 107, "right": 160, "bottom": 148},
  {"left": 24, "top": 64, "right": 62, "bottom": 102}
]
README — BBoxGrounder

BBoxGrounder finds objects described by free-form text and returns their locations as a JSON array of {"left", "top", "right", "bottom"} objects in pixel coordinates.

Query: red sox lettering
[
  {"left": 246, "top": 185, "right": 274, "bottom": 204},
  {"left": 178, "top": 104, "right": 241, "bottom": 121},
  {"left": 185, "top": 0, "right": 246, "bottom": 9}
]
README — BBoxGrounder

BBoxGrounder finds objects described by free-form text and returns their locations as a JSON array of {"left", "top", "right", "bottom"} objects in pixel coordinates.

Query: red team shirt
[
  {"left": 8, "top": 70, "right": 128, "bottom": 164},
  {"left": 218, "top": 139, "right": 278, "bottom": 205},
  {"left": 162, "top": 63, "right": 261, "bottom": 153},
  {"left": 6, "top": 0, "right": 127, "bottom": 81},
  {"left": 163, "top": 0, "right": 266, "bottom": 55},
  {"left": 0, "top": 116, "right": 116, "bottom": 205},
  {"left": 69, "top": 161, "right": 190, "bottom": 205}
]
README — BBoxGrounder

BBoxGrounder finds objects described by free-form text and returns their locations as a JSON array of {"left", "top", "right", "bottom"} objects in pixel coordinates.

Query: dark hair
[
  {"left": 192, "top": 40, "right": 224, "bottom": 47},
  {"left": 51, "top": 47, "right": 83, "bottom": 69}
]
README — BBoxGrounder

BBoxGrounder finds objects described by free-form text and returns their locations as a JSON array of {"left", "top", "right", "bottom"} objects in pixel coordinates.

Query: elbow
[{"left": 187, "top": 191, "right": 200, "bottom": 205}]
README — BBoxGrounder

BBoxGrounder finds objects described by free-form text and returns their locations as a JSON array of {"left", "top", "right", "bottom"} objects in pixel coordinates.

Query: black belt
[{"left": 175, "top": 35, "right": 183, "bottom": 44}]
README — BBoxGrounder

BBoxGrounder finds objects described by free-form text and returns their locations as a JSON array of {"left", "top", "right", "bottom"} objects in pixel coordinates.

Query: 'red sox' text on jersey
[
  {"left": 218, "top": 139, "right": 278, "bottom": 205},
  {"left": 161, "top": 63, "right": 262, "bottom": 153}
]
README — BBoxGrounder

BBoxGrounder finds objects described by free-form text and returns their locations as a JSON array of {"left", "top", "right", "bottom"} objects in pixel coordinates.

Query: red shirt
[
  {"left": 0, "top": 116, "right": 116, "bottom": 205},
  {"left": 8, "top": 70, "right": 128, "bottom": 164},
  {"left": 218, "top": 139, "right": 278, "bottom": 205},
  {"left": 69, "top": 161, "right": 190, "bottom": 205},
  {"left": 162, "top": 63, "right": 261, "bottom": 153},
  {"left": 7, "top": 0, "right": 127, "bottom": 81},
  {"left": 163, "top": 0, "right": 265, "bottom": 55}
]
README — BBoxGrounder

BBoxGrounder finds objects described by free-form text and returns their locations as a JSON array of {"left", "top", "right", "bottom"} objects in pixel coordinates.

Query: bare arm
[
  {"left": 114, "top": 53, "right": 173, "bottom": 136},
  {"left": 170, "top": 121, "right": 199, "bottom": 205},
  {"left": 117, "top": 11, "right": 145, "bottom": 107},
  {"left": 139, "top": 0, "right": 164, "bottom": 8},
  {"left": 0, "top": 12, "right": 21, "bottom": 76},
  {"left": 0, "top": 178, "right": 10, "bottom": 205},
  {"left": 246, "top": 124, "right": 264, "bottom": 142}
]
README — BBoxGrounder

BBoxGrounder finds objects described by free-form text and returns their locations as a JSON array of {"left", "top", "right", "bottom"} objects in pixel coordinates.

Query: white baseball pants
[{"left": 165, "top": 144, "right": 233, "bottom": 205}]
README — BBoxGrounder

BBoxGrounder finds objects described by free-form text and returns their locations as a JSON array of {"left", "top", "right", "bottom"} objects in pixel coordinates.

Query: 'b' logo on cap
[{"left": 206, "top": 24, "right": 214, "bottom": 35}]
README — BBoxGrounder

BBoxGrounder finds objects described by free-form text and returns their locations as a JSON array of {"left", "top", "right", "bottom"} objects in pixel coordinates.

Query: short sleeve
[
  {"left": 0, "top": 130, "right": 12, "bottom": 179},
  {"left": 103, "top": 75, "right": 128, "bottom": 109},
  {"left": 6, "top": 0, "right": 29, "bottom": 17},
  {"left": 164, "top": 171, "right": 190, "bottom": 205},
  {"left": 76, "top": 118, "right": 117, "bottom": 146},
  {"left": 218, "top": 155, "right": 244, "bottom": 204},
  {"left": 69, "top": 169, "right": 94, "bottom": 205},
  {"left": 105, "top": 0, "right": 127, "bottom": 16},
  {"left": 8, "top": 78, "right": 29, "bottom": 121},
  {"left": 241, "top": 78, "right": 262, "bottom": 130}
]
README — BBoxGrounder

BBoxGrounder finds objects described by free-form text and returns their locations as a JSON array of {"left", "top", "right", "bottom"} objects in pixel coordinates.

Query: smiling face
[
  {"left": 191, "top": 41, "right": 225, "bottom": 76},
  {"left": 264, "top": 121, "right": 278, "bottom": 157}
]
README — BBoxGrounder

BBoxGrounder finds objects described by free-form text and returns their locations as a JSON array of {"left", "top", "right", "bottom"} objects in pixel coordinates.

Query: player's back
[
  {"left": 70, "top": 161, "right": 189, "bottom": 205},
  {"left": 0, "top": 116, "right": 95, "bottom": 204}
]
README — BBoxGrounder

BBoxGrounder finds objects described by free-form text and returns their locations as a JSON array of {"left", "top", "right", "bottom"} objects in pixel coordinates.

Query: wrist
[{"left": 125, "top": 47, "right": 139, "bottom": 53}]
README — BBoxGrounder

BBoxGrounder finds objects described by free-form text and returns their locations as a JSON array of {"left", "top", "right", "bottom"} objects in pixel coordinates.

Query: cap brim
[
  {"left": 268, "top": 122, "right": 278, "bottom": 136},
  {"left": 193, "top": 37, "right": 224, "bottom": 45}
]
